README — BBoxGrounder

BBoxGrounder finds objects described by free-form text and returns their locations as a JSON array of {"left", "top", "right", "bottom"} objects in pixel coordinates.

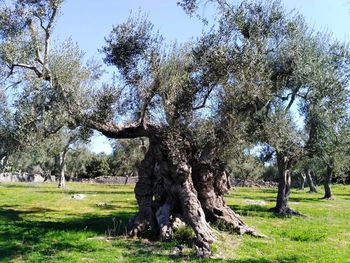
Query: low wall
[
  {"left": 74, "top": 176, "right": 138, "bottom": 184},
  {"left": 0, "top": 172, "right": 55, "bottom": 183}
]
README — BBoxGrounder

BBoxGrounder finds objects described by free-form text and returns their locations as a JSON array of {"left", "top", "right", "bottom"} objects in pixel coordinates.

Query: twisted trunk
[
  {"left": 305, "top": 169, "right": 317, "bottom": 193},
  {"left": 126, "top": 132, "right": 261, "bottom": 257},
  {"left": 83, "top": 121, "right": 261, "bottom": 256},
  {"left": 193, "top": 153, "right": 262, "bottom": 237},
  {"left": 271, "top": 152, "right": 298, "bottom": 215},
  {"left": 323, "top": 164, "right": 334, "bottom": 199}
]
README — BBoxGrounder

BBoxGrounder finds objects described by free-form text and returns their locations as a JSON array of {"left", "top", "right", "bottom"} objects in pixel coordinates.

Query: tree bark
[
  {"left": 83, "top": 122, "right": 261, "bottom": 256},
  {"left": 299, "top": 172, "right": 306, "bottom": 190},
  {"left": 128, "top": 141, "right": 156, "bottom": 237},
  {"left": 305, "top": 169, "right": 317, "bottom": 193},
  {"left": 323, "top": 164, "right": 334, "bottom": 199},
  {"left": 192, "top": 154, "right": 262, "bottom": 237},
  {"left": 0, "top": 155, "right": 7, "bottom": 172},
  {"left": 126, "top": 133, "right": 261, "bottom": 257},
  {"left": 271, "top": 152, "right": 298, "bottom": 215},
  {"left": 58, "top": 149, "right": 68, "bottom": 188}
]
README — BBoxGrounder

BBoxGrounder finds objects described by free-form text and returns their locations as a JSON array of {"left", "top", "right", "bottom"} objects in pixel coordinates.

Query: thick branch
[
  {"left": 28, "top": 19, "right": 44, "bottom": 65},
  {"left": 83, "top": 119, "right": 153, "bottom": 139},
  {"left": 43, "top": 5, "right": 59, "bottom": 71},
  {"left": 139, "top": 78, "right": 159, "bottom": 125},
  {"left": 9, "top": 63, "right": 43, "bottom": 78}
]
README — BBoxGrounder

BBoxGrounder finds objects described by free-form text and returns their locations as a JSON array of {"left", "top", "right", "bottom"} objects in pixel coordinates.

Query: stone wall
[
  {"left": 0, "top": 172, "right": 55, "bottom": 183},
  {"left": 73, "top": 176, "right": 138, "bottom": 184}
]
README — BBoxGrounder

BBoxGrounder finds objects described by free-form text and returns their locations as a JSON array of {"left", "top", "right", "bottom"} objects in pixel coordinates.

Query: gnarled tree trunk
[
  {"left": 271, "top": 152, "right": 298, "bottom": 215},
  {"left": 323, "top": 164, "right": 334, "bottom": 199},
  {"left": 127, "top": 132, "right": 261, "bottom": 257},
  {"left": 305, "top": 169, "right": 317, "bottom": 193}
]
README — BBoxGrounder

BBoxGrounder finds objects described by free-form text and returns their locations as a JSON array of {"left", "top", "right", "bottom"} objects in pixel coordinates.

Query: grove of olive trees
[{"left": 1, "top": 0, "right": 349, "bottom": 257}]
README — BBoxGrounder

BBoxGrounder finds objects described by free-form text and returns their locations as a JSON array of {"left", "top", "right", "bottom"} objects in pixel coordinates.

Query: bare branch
[
  {"left": 9, "top": 63, "right": 43, "bottom": 78},
  {"left": 28, "top": 19, "right": 44, "bottom": 65},
  {"left": 139, "top": 78, "right": 160, "bottom": 124},
  {"left": 193, "top": 85, "right": 215, "bottom": 111},
  {"left": 43, "top": 4, "right": 59, "bottom": 70}
]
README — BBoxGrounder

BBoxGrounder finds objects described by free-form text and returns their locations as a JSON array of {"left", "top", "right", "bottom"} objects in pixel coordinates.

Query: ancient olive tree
[{"left": 0, "top": 0, "right": 268, "bottom": 255}]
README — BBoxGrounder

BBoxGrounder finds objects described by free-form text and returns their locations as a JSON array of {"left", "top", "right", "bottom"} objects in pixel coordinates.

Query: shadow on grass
[
  {"left": 0, "top": 207, "right": 313, "bottom": 262},
  {"left": 114, "top": 239, "right": 303, "bottom": 263},
  {"left": 288, "top": 196, "right": 320, "bottom": 202},
  {"left": 36, "top": 190, "right": 135, "bottom": 195},
  {"left": 0, "top": 207, "right": 57, "bottom": 221},
  {"left": 0, "top": 183, "right": 41, "bottom": 189},
  {"left": 0, "top": 207, "right": 133, "bottom": 262},
  {"left": 229, "top": 204, "right": 287, "bottom": 219},
  {"left": 231, "top": 193, "right": 322, "bottom": 204},
  {"left": 92, "top": 203, "right": 137, "bottom": 210}
]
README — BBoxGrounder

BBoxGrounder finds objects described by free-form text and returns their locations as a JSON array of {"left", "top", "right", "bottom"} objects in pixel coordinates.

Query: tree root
[
  {"left": 269, "top": 206, "right": 302, "bottom": 216},
  {"left": 321, "top": 196, "right": 335, "bottom": 200},
  {"left": 208, "top": 205, "right": 266, "bottom": 238},
  {"left": 128, "top": 208, "right": 154, "bottom": 237}
]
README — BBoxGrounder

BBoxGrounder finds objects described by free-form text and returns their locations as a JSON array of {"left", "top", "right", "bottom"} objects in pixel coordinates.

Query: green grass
[{"left": 0, "top": 183, "right": 349, "bottom": 262}]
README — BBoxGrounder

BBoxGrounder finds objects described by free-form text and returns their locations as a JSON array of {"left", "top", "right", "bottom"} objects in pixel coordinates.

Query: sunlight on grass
[{"left": 0, "top": 183, "right": 349, "bottom": 262}]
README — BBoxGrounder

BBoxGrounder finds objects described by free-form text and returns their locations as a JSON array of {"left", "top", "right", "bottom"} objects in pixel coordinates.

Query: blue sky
[{"left": 54, "top": 0, "right": 350, "bottom": 154}]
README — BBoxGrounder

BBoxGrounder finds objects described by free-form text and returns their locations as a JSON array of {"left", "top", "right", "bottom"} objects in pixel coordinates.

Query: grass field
[{"left": 0, "top": 183, "right": 349, "bottom": 262}]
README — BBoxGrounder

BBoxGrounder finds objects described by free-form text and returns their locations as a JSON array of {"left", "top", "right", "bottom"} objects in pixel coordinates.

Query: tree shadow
[
  {"left": 0, "top": 183, "right": 41, "bottom": 188},
  {"left": 288, "top": 196, "right": 321, "bottom": 202},
  {"left": 207, "top": 255, "right": 303, "bottom": 262},
  {"left": 229, "top": 204, "right": 286, "bottom": 218},
  {"left": 92, "top": 203, "right": 137, "bottom": 210},
  {"left": 36, "top": 190, "right": 135, "bottom": 195},
  {"left": 0, "top": 207, "right": 133, "bottom": 262}
]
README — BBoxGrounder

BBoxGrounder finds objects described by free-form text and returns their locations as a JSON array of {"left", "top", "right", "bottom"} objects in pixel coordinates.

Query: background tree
[
  {"left": 294, "top": 157, "right": 319, "bottom": 193},
  {"left": 85, "top": 153, "right": 110, "bottom": 179},
  {"left": 54, "top": 127, "right": 91, "bottom": 188},
  {"left": 109, "top": 138, "right": 147, "bottom": 179},
  {"left": 228, "top": 148, "right": 265, "bottom": 186},
  {"left": 65, "top": 145, "right": 92, "bottom": 179},
  {"left": 306, "top": 108, "right": 350, "bottom": 199}
]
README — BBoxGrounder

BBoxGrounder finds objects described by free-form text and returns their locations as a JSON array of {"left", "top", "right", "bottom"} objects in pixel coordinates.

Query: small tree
[
  {"left": 85, "top": 154, "right": 110, "bottom": 178},
  {"left": 306, "top": 109, "right": 350, "bottom": 199},
  {"left": 109, "top": 138, "right": 147, "bottom": 177}
]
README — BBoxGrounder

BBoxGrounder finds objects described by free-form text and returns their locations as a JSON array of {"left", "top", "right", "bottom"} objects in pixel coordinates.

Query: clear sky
[{"left": 53, "top": 0, "right": 350, "bottom": 154}]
